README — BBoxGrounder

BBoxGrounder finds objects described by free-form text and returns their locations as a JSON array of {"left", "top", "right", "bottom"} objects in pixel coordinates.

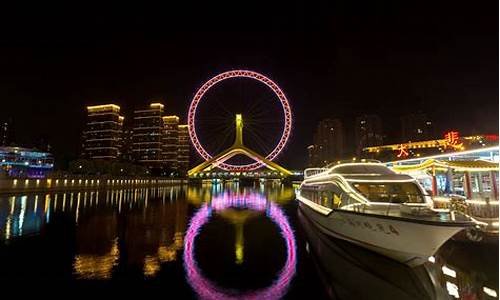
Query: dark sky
[{"left": 0, "top": 1, "right": 498, "bottom": 169}]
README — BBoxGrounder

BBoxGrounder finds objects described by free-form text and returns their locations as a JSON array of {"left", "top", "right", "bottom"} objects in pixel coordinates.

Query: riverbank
[{"left": 0, "top": 177, "right": 186, "bottom": 194}]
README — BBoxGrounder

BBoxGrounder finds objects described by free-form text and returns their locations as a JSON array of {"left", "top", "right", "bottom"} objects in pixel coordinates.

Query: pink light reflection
[{"left": 183, "top": 191, "right": 297, "bottom": 300}]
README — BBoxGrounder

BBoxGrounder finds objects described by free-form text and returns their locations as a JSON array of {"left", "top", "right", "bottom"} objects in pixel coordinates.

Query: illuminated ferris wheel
[{"left": 187, "top": 70, "right": 292, "bottom": 172}]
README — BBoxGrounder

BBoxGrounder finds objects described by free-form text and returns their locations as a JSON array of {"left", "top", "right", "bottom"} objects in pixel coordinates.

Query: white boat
[{"left": 297, "top": 162, "right": 477, "bottom": 266}]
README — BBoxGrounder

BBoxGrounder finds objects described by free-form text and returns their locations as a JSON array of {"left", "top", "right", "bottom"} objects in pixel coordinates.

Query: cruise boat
[{"left": 297, "top": 162, "right": 477, "bottom": 266}]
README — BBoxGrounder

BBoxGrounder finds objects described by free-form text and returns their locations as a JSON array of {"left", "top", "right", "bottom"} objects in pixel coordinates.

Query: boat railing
[{"left": 303, "top": 168, "right": 328, "bottom": 179}]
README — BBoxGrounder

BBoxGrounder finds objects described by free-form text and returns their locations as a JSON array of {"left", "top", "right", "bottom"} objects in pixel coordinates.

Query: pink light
[
  {"left": 183, "top": 191, "right": 297, "bottom": 300},
  {"left": 188, "top": 70, "right": 292, "bottom": 172}
]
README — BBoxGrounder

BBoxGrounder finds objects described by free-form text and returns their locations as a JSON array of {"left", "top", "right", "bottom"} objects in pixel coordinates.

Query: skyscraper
[
  {"left": 163, "top": 115, "right": 179, "bottom": 170},
  {"left": 355, "top": 114, "right": 383, "bottom": 156},
  {"left": 1, "top": 121, "right": 9, "bottom": 146},
  {"left": 82, "top": 104, "right": 124, "bottom": 159},
  {"left": 310, "top": 118, "right": 344, "bottom": 166},
  {"left": 121, "top": 126, "right": 134, "bottom": 162},
  {"left": 401, "top": 113, "right": 435, "bottom": 142},
  {"left": 132, "top": 103, "right": 165, "bottom": 168},
  {"left": 178, "top": 124, "right": 190, "bottom": 173},
  {"left": 307, "top": 144, "right": 319, "bottom": 167}
]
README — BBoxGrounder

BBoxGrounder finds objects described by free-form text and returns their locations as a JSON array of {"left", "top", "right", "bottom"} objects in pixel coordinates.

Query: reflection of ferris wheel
[{"left": 188, "top": 70, "right": 292, "bottom": 172}]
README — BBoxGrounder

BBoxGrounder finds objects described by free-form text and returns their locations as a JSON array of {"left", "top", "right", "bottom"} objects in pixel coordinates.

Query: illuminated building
[
  {"left": 401, "top": 112, "right": 434, "bottom": 142},
  {"left": 82, "top": 104, "right": 124, "bottom": 160},
  {"left": 1, "top": 121, "right": 9, "bottom": 146},
  {"left": 0, "top": 146, "right": 54, "bottom": 178},
  {"left": 178, "top": 124, "right": 190, "bottom": 173},
  {"left": 355, "top": 114, "right": 383, "bottom": 156},
  {"left": 133, "top": 103, "right": 165, "bottom": 168},
  {"left": 307, "top": 145, "right": 319, "bottom": 168},
  {"left": 310, "top": 118, "right": 344, "bottom": 166},
  {"left": 120, "top": 126, "right": 134, "bottom": 162},
  {"left": 162, "top": 116, "right": 179, "bottom": 170},
  {"left": 364, "top": 132, "right": 499, "bottom": 161},
  {"left": 386, "top": 146, "right": 498, "bottom": 206}
]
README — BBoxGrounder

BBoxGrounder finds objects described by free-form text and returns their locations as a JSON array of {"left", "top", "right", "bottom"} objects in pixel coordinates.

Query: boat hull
[{"left": 298, "top": 200, "right": 467, "bottom": 266}]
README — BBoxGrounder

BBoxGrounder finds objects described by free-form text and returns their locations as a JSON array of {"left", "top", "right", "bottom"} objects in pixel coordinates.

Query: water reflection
[
  {"left": 298, "top": 208, "right": 498, "bottom": 299},
  {"left": 184, "top": 189, "right": 296, "bottom": 300},
  {"left": 0, "top": 182, "right": 496, "bottom": 299},
  {"left": 0, "top": 186, "right": 188, "bottom": 279}
]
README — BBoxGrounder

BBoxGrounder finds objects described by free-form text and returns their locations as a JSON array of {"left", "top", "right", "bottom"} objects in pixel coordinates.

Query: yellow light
[
  {"left": 150, "top": 103, "right": 164, "bottom": 109},
  {"left": 442, "top": 265, "right": 456, "bottom": 278},
  {"left": 87, "top": 104, "right": 120, "bottom": 112},
  {"left": 483, "top": 287, "right": 498, "bottom": 298},
  {"left": 163, "top": 115, "right": 180, "bottom": 122},
  {"left": 13, "top": 179, "right": 17, "bottom": 186}
]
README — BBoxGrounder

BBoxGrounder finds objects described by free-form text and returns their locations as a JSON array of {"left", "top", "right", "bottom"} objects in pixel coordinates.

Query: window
[{"left": 352, "top": 182, "right": 425, "bottom": 203}]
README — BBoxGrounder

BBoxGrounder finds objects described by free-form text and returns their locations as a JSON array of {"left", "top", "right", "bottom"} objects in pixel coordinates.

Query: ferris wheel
[{"left": 187, "top": 70, "right": 292, "bottom": 172}]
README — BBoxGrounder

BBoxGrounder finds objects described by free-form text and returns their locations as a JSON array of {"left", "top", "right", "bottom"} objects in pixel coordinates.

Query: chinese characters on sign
[
  {"left": 444, "top": 131, "right": 464, "bottom": 150},
  {"left": 396, "top": 144, "right": 409, "bottom": 158}
]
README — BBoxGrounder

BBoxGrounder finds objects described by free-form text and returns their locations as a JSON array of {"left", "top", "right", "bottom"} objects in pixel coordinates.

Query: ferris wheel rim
[{"left": 187, "top": 70, "right": 292, "bottom": 171}]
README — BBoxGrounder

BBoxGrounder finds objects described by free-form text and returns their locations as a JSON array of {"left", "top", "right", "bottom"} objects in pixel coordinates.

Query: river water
[{"left": 0, "top": 182, "right": 497, "bottom": 299}]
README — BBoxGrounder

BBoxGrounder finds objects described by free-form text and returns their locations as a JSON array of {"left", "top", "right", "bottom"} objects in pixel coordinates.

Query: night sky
[{"left": 0, "top": 1, "right": 498, "bottom": 169}]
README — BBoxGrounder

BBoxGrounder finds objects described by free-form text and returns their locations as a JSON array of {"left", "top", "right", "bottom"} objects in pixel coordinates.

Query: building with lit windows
[
  {"left": 355, "top": 114, "right": 383, "bottom": 156},
  {"left": 163, "top": 116, "right": 179, "bottom": 170},
  {"left": 0, "top": 146, "right": 54, "bottom": 178},
  {"left": 309, "top": 118, "right": 344, "bottom": 166},
  {"left": 178, "top": 125, "right": 190, "bottom": 173},
  {"left": 307, "top": 145, "right": 319, "bottom": 168},
  {"left": 121, "top": 126, "right": 134, "bottom": 162},
  {"left": 82, "top": 104, "right": 124, "bottom": 160},
  {"left": 363, "top": 132, "right": 499, "bottom": 162},
  {"left": 401, "top": 112, "right": 434, "bottom": 142},
  {"left": 1, "top": 121, "right": 9, "bottom": 146},
  {"left": 133, "top": 103, "right": 165, "bottom": 168}
]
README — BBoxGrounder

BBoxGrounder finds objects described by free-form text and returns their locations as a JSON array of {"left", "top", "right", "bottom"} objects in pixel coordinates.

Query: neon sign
[
  {"left": 444, "top": 131, "right": 463, "bottom": 150},
  {"left": 396, "top": 144, "right": 409, "bottom": 158}
]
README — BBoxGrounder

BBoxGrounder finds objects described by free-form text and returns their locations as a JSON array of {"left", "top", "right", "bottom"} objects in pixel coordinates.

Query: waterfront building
[
  {"left": 307, "top": 145, "right": 319, "bottom": 167},
  {"left": 82, "top": 104, "right": 124, "bottom": 160},
  {"left": 1, "top": 121, "right": 9, "bottom": 146},
  {"left": 355, "top": 114, "right": 383, "bottom": 156},
  {"left": 0, "top": 146, "right": 54, "bottom": 178},
  {"left": 132, "top": 103, "right": 165, "bottom": 168},
  {"left": 310, "top": 119, "right": 344, "bottom": 166},
  {"left": 163, "top": 116, "right": 180, "bottom": 170},
  {"left": 121, "top": 126, "right": 134, "bottom": 162},
  {"left": 178, "top": 124, "right": 190, "bottom": 173},
  {"left": 363, "top": 132, "right": 499, "bottom": 162},
  {"left": 401, "top": 112, "right": 434, "bottom": 142}
]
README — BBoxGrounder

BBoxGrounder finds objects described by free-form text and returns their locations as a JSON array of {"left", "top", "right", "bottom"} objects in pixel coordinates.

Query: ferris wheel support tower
[{"left": 187, "top": 114, "right": 292, "bottom": 176}]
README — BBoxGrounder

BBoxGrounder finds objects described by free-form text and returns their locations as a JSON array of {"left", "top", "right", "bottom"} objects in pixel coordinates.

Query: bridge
[{"left": 188, "top": 114, "right": 295, "bottom": 179}]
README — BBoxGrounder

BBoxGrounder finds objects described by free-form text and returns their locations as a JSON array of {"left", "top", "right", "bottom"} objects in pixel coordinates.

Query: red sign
[
  {"left": 396, "top": 144, "right": 409, "bottom": 158},
  {"left": 444, "top": 131, "right": 463, "bottom": 150}
]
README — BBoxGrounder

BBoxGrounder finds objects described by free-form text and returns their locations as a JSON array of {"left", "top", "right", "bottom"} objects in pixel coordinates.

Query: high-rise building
[
  {"left": 310, "top": 118, "right": 344, "bottom": 166},
  {"left": 1, "top": 121, "right": 9, "bottom": 146},
  {"left": 401, "top": 113, "right": 435, "bottom": 142},
  {"left": 162, "top": 115, "right": 179, "bottom": 170},
  {"left": 307, "top": 144, "right": 319, "bottom": 167},
  {"left": 121, "top": 126, "right": 134, "bottom": 162},
  {"left": 133, "top": 103, "right": 165, "bottom": 168},
  {"left": 355, "top": 114, "right": 383, "bottom": 156},
  {"left": 82, "top": 104, "right": 124, "bottom": 159},
  {"left": 177, "top": 124, "right": 190, "bottom": 173}
]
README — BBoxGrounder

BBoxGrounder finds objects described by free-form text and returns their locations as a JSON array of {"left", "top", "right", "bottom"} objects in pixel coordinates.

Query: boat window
[{"left": 351, "top": 182, "right": 425, "bottom": 203}]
